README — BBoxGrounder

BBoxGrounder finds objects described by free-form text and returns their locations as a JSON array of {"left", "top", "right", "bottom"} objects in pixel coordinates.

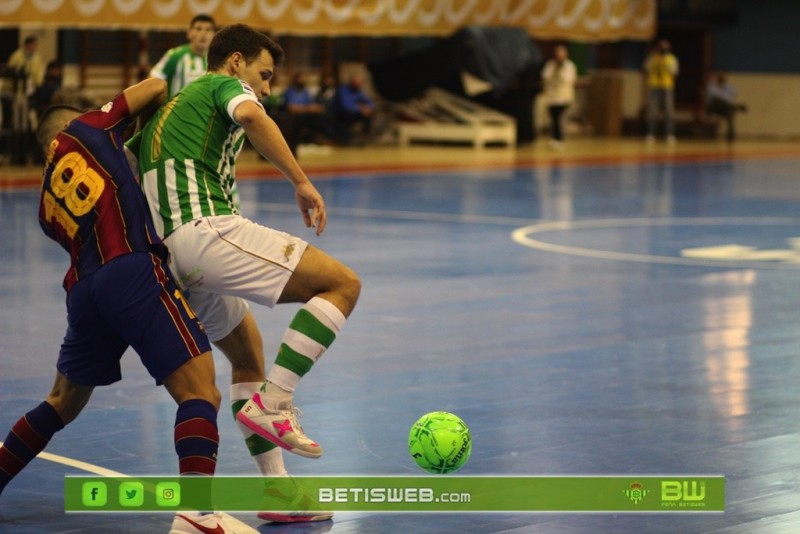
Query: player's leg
[
  {"left": 163, "top": 217, "right": 323, "bottom": 457},
  {"left": 218, "top": 294, "right": 338, "bottom": 522},
  {"left": 44, "top": 371, "right": 95, "bottom": 424},
  {"left": 181, "top": 287, "right": 290, "bottom": 479},
  {"left": 238, "top": 245, "right": 360, "bottom": 458},
  {"left": 213, "top": 310, "right": 265, "bottom": 384},
  {"left": 160, "top": 218, "right": 266, "bottom": 458},
  {"left": 0, "top": 372, "right": 92, "bottom": 496},
  {"left": 114, "top": 253, "right": 222, "bottom": 481},
  {"left": 1, "top": 267, "right": 121, "bottom": 497},
  {"left": 118, "top": 255, "right": 257, "bottom": 533},
  {"left": 161, "top": 352, "right": 221, "bottom": 477},
  {"left": 166, "top": 217, "right": 352, "bottom": 520},
  {"left": 180, "top": 284, "right": 323, "bottom": 523}
]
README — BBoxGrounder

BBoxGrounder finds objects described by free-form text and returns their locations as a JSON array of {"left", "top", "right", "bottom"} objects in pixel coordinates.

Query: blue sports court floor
[{"left": 2, "top": 143, "right": 800, "bottom": 533}]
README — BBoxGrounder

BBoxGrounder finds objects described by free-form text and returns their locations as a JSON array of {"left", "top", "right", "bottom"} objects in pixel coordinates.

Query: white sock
[{"left": 265, "top": 297, "right": 346, "bottom": 394}]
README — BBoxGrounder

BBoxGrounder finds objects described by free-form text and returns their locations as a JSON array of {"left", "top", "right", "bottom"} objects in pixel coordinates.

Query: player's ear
[{"left": 229, "top": 52, "right": 244, "bottom": 73}]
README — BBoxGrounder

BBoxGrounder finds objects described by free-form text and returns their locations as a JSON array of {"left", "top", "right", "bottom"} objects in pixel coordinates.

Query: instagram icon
[{"left": 156, "top": 482, "right": 181, "bottom": 506}]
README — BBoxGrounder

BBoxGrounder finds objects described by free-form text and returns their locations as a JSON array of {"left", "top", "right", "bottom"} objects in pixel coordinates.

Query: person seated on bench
[
  {"left": 283, "top": 71, "right": 326, "bottom": 147},
  {"left": 706, "top": 71, "right": 747, "bottom": 142},
  {"left": 333, "top": 72, "right": 375, "bottom": 145}
]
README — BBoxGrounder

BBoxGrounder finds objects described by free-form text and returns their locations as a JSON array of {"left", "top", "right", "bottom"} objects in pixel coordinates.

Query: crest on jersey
[
  {"left": 101, "top": 101, "right": 113, "bottom": 113},
  {"left": 238, "top": 80, "right": 255, "bottom": 96}
]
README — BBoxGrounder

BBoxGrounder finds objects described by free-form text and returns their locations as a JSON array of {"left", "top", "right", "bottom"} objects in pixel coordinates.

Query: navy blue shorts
[{"left": 57, "top": 252, "right": 212, "bottom": 386}]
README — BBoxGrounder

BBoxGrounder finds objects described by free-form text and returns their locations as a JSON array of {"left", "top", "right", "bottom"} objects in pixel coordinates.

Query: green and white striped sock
[{"left": 265, "top": 296, "right": 346, "bottom": 395}]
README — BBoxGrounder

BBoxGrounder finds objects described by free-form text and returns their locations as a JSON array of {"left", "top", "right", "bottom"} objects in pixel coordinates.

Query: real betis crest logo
[{"left": 623, "top": 482, "right": 649, "bottom": 504}]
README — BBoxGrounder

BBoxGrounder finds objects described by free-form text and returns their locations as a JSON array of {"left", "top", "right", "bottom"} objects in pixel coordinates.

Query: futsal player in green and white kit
[
  {"left": 150, "top": 14, "right": 216, "bottom": 98},
  {"left": 138, "top": 24, "right": 361, "bottom": 522}
]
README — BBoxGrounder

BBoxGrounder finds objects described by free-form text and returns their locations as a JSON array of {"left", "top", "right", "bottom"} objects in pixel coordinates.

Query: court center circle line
[{"left": 511, "top": 217, "right": 800, "bottom": 269}]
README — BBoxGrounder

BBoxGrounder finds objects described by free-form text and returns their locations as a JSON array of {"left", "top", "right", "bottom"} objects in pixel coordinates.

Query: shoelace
[
  {"left": 286, "top": 406, "right": 307, "bottom": 439},
  {"left": 277, "top": 404, "right": 309, "bottom": 441}
]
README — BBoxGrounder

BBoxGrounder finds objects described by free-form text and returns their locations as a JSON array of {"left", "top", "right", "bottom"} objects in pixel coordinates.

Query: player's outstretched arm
[
  {"left": 122, "top": 78, "right": 168, "bottom": 117},
  {"left": 235, "top": 100, "right": 327, "bottom": 234}
]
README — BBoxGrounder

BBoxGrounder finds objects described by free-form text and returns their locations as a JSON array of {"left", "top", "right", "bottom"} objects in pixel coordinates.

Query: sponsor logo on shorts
[
  {"left": 182, "top": 267, "right": 204, "bottom": 289},
  {"left": 282, "top": 243, "right": 295, "bottom": 262}
]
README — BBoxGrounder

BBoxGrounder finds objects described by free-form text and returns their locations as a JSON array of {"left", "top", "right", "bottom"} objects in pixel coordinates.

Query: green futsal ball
[{"left": 408, "top": 411, "right": 472, "bottom": 474}]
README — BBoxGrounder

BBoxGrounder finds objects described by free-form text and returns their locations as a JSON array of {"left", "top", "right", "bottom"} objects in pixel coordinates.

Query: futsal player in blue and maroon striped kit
[{"left": 0, "top": 78, "right": 257, "bottom": 533}]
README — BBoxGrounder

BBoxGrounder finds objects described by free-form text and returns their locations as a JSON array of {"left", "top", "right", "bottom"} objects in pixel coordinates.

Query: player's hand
[{"left": 295, "top": 182, "right": 326, "bottom": 235}]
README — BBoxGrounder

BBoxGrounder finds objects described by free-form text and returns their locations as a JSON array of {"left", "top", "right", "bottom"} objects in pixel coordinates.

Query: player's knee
[
  {"left": 178, "top": 385, "right": 221, "bottom": 410},
  {"left": 187, "top": 378, "right": 222, "bottom": 409},
  {"left": 45, "top": 377, "right": 92, "bottom": 425},
  {"left": 205, "top": 385, "right": 222, "bottom": 411},
  {"left": 339, "top": 264, "right": 361, "bottom": 310},
  {"left": 44, "top": 394, "right": 85, "bottom": 426},
  {"left": 191, "top": 380, "right": 222, "bottom": 409}
]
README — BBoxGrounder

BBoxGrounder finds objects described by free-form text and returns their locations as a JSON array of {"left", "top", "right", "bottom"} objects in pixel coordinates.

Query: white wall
[
  {"left": 612, "top": 69, "right": 800, "bottom": 139},
  {"left": 728, "top": 73, "right": 800, "bottom": 138}
]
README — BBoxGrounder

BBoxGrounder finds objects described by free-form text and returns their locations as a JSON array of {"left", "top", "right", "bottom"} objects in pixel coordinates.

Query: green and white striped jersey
[
  {"left": 139, "top": 74, "right": 263, "bottom": 238},
  {"left": 150, "top": 44, "right": 207, "bottom": 98}
]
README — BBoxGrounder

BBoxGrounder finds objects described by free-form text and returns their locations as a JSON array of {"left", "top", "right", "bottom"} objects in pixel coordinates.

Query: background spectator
[
  {"left": 3, "top": 36, "right": 44, "bottom": 164},
  {"left": 4, "top": 36, "right": 44, "bottom": 96},
  {"left": 283, "top": 71, "right": 326, "bottom": 147},
  {"left": 706, "top": 71, "right": 747, "bottom": 142},
  {"left": 333, "top": 72, "right": 375, "bottom": 144},
  {"left": 644, "top": 39, "right": 679, "bottom": 144},
  {"left": 541, "top": 45, "right": 577, "bottom": 150},
  {"left": 30, "top": 61, "right": 62, "bottom": 120}
]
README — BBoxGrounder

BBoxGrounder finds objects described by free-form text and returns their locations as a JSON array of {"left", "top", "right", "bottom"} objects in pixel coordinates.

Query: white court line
[
  {"left": 511, "top": 217, "right": 800, "bottom": 270},
  {"left": 242, "top": 201, "right": 539, "bottom": 226},
  {"left": 0, "top": 441, "right": 126, "bottom": 477},
  {"left": 243, "top": 206, "right": 800, "bottom": 270}
]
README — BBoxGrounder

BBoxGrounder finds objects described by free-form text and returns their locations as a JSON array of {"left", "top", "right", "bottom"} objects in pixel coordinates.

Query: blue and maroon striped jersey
[{"left": 39, "top": 94, "right": 168, "bottom": 292}]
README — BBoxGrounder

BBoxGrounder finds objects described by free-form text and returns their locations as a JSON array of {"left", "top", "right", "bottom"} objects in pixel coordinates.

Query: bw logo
[{"left": 662, "top": 480, "right": 706, "bottom": 501}]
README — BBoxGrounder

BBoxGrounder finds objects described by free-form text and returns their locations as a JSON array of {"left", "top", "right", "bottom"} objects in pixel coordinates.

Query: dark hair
[
  {"left": 24, "top": 35, "right": 38, "bottom": 46},
  {"left": 207, "top": 24, "right": 284, "bottom": 71},
  {"left": 36, "top": 104, "right": 81, "bottom": 152},
  {"left": 190, "top": 13, "right": 216, "bottom": 30}
]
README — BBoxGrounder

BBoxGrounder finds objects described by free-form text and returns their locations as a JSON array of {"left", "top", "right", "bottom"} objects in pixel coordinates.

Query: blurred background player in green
[{"left": 150, "top": 14, "right": 216, "bottom": 98}]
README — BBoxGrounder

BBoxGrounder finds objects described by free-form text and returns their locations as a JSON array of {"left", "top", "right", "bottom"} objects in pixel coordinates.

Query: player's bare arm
[
  {"left": 122, "top": 78, "right": 168, "bottom": 117},
  {"left": 235, "top": 100, "right": 327, "bottom": 234}
]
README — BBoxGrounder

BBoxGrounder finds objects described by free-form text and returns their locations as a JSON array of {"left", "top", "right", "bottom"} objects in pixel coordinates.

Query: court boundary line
[{"left": 0, "top": 441, "right": 126, "bottom": 477}]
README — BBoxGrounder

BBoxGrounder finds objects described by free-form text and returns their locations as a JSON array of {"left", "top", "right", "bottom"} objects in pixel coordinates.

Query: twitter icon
[{"left": 119, "top": 482, "right": 144, "bottom": 507}]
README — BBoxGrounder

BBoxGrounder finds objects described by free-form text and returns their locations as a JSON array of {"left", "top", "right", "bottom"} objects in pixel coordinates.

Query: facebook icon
[{"left": 81, "top": 482, "right": 107, "bottom": 507}]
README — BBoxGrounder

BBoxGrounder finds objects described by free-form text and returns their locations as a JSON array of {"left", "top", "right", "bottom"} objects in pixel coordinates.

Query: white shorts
[{"left": 164, "top": 215, "right": 308, "bottom": 341}]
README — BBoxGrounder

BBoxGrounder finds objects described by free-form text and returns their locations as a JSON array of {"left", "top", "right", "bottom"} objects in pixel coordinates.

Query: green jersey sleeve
[
  {"left": 215, "top": 76, "right": 264, "bottom": 123},
  {"left": 150, "top": 45, "right": 182, "bottom": 81}
]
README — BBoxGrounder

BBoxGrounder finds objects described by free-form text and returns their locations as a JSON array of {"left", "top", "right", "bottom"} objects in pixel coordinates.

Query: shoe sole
[
  {"left": 236, "top": 411, "right": 322, "bottom": 459},
  {"left": 258, "top": 511, "right": 333, "bottom": 522}
]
